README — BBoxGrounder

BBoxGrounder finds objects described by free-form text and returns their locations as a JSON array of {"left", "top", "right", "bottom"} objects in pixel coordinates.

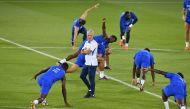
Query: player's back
[
  {"left": 166, "top": 73, "right": 185, "bottom": 86},
  {"left": 72, "top": 18, "right": 82, "bottom": 30},
  {"left": 39, "top": 65, "right": 65, "bottom": 84},
  {"left": 94, "top": 35, "right": 104, "bottom": 44},
  {"left": 134, "top": 50, "right": 150, "bottom": 58}
]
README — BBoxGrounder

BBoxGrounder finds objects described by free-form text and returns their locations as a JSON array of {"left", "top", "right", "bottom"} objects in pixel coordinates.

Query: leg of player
[
  {"left": 176, "top": 99, "right": 186, "bottom": 109},
  {"left": 119, "top": 27, "right": 125, "bottom": 46},
  {"left": 162, "top": 89, "right": 170, "bottom": 109},
  {"left": 31, "top": 94, "right": 47, "bottom": 109},
  {"left": 104, "top": 48, "right": 111, "bottom": 69},
  {"left": 140, "top": 69, "right": 146, "bottom": 91},
  {"left": 80, "top": 26, "right": 87, "bottom": 41},
  {"left": 124, "top": 30, "right": 130, "bottom": 50},
  {"left": 185, "top": 23, "right": 190, "bottom": 51},
  {"left": 98, "top": 58, "right": 108, "bottom": 80},
  {"left": 66, "top": 64, "right": 79, "bottom": 73},
  {"left": 136, "top": 68, "right": 141, "bottom": 86}
]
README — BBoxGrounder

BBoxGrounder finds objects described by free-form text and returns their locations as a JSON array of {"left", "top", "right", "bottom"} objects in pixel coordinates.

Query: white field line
[
  {"left": 0, "top": 37, "right": 189, "bottom": 109},
  {"left": 0, "top": 46, "right": 181, "bottom": 52},
  {"left": 0, "top": 0, "right": 181, "bottom": 4}
]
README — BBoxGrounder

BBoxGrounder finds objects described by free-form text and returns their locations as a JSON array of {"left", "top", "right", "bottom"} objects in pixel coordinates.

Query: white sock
[
  {"left": 137, "top": 78, "right": 140, "bottom": 83},
  {"left": 125, "top": 43, "right": 128, "bottom": 46},
  {"left": 104, "top": 61, "right": 107, "bottom": 67},
  {"left": 33, "top": 100, "right": 39, "bottom": 105},
  {"left": 185, "top": 42, "right": 189, "bottom": 47},
  {"left": 141, "top": 79, "right": 145, "bottom": 86},
  {"left": 99, "top": 71, "right": 105, "bottom": 78},
  {"left": 163, "top": 101, "right": 169, "bottom": 109},
  {"left": 181, "top": 106, "right": 186, "bottom": 109}
]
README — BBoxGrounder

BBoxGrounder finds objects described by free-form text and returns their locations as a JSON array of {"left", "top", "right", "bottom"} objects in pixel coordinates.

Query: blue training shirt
[
  {"left": 184, "top": 0, "right": 190, "bottom": 22},
  {"left": 72, "top": 18, "right": 84, "bottom": 31},
  {"left": 120, "top": 12, "right": 137, "bottom": 28},
  {"left": 39, "top": 65, "right": 66, "bottom": 84},
  {"left": 165, "top": 72, "right": 187, "bottom": 96},
  {"left": 134, "top": 50, "right": 155, "bottom": 66},
  {"left": 94, "top": 35, "right": 109, "bottom": 48}
]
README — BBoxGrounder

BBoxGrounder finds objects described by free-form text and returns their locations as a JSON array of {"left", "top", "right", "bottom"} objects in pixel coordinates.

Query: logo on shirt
[{"left": 52, "top": 68, "right": 61, "bottom": 73}]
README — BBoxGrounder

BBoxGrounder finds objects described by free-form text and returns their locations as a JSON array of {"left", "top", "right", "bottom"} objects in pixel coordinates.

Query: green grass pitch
[{"left": 0, "top": 0, "right": 189, "bottom": 109}]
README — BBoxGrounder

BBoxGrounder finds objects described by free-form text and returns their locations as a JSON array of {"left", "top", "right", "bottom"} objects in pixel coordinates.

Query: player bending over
[
  {"left": 119, "top": 11, "right": 138, "bottom": 50},
  {"left": 71, "top": 3, "right": 99, "bottom": 49},
  {"left": 149, "top": 69, "right": 187, "bottom": 109},
  {"left": 132, "top": 48, "right": 155, "bottom": 91},
  {"left": 31, "top": 61, "right": 70, "bottom": 109}
]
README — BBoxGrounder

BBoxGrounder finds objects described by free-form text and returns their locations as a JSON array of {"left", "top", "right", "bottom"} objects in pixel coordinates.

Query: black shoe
[
  {"left": 89, "top": 94, "right": 95, "bottom": 98},
  {"left": 84, "top": 91, "right": 91, "bottom": 98},
  {"left": 104, "top": 66, "right": 111, "bottom": 70},
  {"left": 99, "top": 76, "right": 109, "bottom": 80}
]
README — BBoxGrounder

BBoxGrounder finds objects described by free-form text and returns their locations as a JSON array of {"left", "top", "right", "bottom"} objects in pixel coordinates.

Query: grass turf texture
[{"left": 0, "top": 0, "right": 189, "bottom": 109}]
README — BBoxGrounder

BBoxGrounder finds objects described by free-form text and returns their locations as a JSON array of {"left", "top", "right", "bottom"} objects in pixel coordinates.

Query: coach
[{"left": 80, "top": 30, "right": 98, "bottom": 98}]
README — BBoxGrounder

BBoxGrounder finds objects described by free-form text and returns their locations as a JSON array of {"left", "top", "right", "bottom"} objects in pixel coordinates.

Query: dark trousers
[
  {"left": 80, "top": 65, "right": 97, "bottom": 95},
  {"left": 71, "top": 27, "right": 87, "bottom": 46},
  {"left": 120, "top": 26, "right": 131, "bottom": 44}
]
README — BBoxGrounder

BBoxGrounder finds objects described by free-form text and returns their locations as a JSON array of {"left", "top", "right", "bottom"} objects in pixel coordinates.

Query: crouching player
[
  {"left": 31, "top": 61, "right": 70, "bottom": 109},
  {"left": 131, "top": 48, "right": 155, "bottom": 91},
  {"left": 149, "top": 69, "right": 187, "bottom": 109}
]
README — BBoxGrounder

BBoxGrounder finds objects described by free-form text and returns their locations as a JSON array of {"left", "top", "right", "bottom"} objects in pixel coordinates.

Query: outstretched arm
[
  {"left": 102, "top": 18, "right": 108, "bottom": 38},
  {"left": 80, "top": 3, "right": 99, "bottom": 20},
  {"left": 61, "top": 76, "right": 70, "bottom": 107},
  {"left": 149, "top": 69, "right": 166, "bottom": 76},
  {"left": 73, "top": 26, "right": 79, "bottom": 49},
  {"left": 150, "top": 65, "right": 155, "bottom": 86},
  {"left": 32, "top": 67, "right": 50, "bottom": 80}
]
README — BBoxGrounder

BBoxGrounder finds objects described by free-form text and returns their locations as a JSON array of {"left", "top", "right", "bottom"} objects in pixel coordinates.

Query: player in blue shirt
[
  {"left": 72, "top": 3, "right": 99, "bottom": 49},
  {"left": 149, "top": 69, "right": 187, "bottom": 109},
  {"left": 31, "top": 62, "right": 69, "bottom": 109},
  {"left": 132, "top": 48, "right": 155, "bottom": 91},
  {"left": 119, "top": 11, "right": 138, "bottom": 50},
  {"left": 93, "top": 18, "right": 117, "bottom": 80},
  {"left": 183, "top": 0, "right": 190, "bottom": 51}
]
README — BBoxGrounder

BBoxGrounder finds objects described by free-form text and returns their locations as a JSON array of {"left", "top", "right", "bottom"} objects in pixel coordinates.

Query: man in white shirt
[{"left": 80, "top": 30, "right": 98, "bottom": 98}]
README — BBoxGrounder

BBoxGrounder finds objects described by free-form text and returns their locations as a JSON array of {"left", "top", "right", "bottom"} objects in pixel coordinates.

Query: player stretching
[
  {"left": 149, "top": 69, "right": 187, "bottom": 109},
  {"left": 119, "top": 11, "right": 138, "bottom": 50},
  {"left": 94, "top": 18, "right": 117, "bottom": 79},
  {"left": 31, "top": 62, "right": 70, "bottom": 109},
  {"left": 71, "top": 3, "right": 99, "bottom": 49},
  {"left": 132, "top": 48, "right": 155, "bottom": 91}
]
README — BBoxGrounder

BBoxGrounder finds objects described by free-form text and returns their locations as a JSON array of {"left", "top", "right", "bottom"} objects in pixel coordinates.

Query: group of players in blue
[{"left": 31, "top": 2, "right": 188, "bottom": 109}]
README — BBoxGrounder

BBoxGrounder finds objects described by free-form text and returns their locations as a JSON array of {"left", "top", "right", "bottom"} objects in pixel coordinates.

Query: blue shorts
[
  {"left": 98, "top": 45, "right": 105, "bottom": 58},
  {"left": 134, "top": 54, "right": 150, "bottom": 69},
  {"left": 74, "top": 54, "right": 85, "bottom": 68},
  {"left": 38, "top": 78, "right": 52, "bottom": 95},
  {"left": 163, "top": 84, "right": 185, "bottom": 100}
]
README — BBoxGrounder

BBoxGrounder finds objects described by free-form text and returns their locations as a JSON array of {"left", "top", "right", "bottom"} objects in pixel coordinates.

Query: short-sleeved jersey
[
  {"left": 134, "top": 50, "right": 155, "bottom": 66},
  {"left": 38, "top": 65, "right": 65, "bottom": 84},
  {"left": 165, "top": 72, "right": 186, "bottom": 87},
  {"left": 184, "top": 0, "right": 190, "bottom": 22},
  {"left": 120, "top": 12, "right": 137, "bottom": 28},
  {"left": 72, "top": 18, "right": 84, "bottom": 31},
  {"left": 165, "top": 72, "right": 187, "bottom": 96},
  {"left": 94, "top": 35, "right": 109, "bottom": 48}
]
